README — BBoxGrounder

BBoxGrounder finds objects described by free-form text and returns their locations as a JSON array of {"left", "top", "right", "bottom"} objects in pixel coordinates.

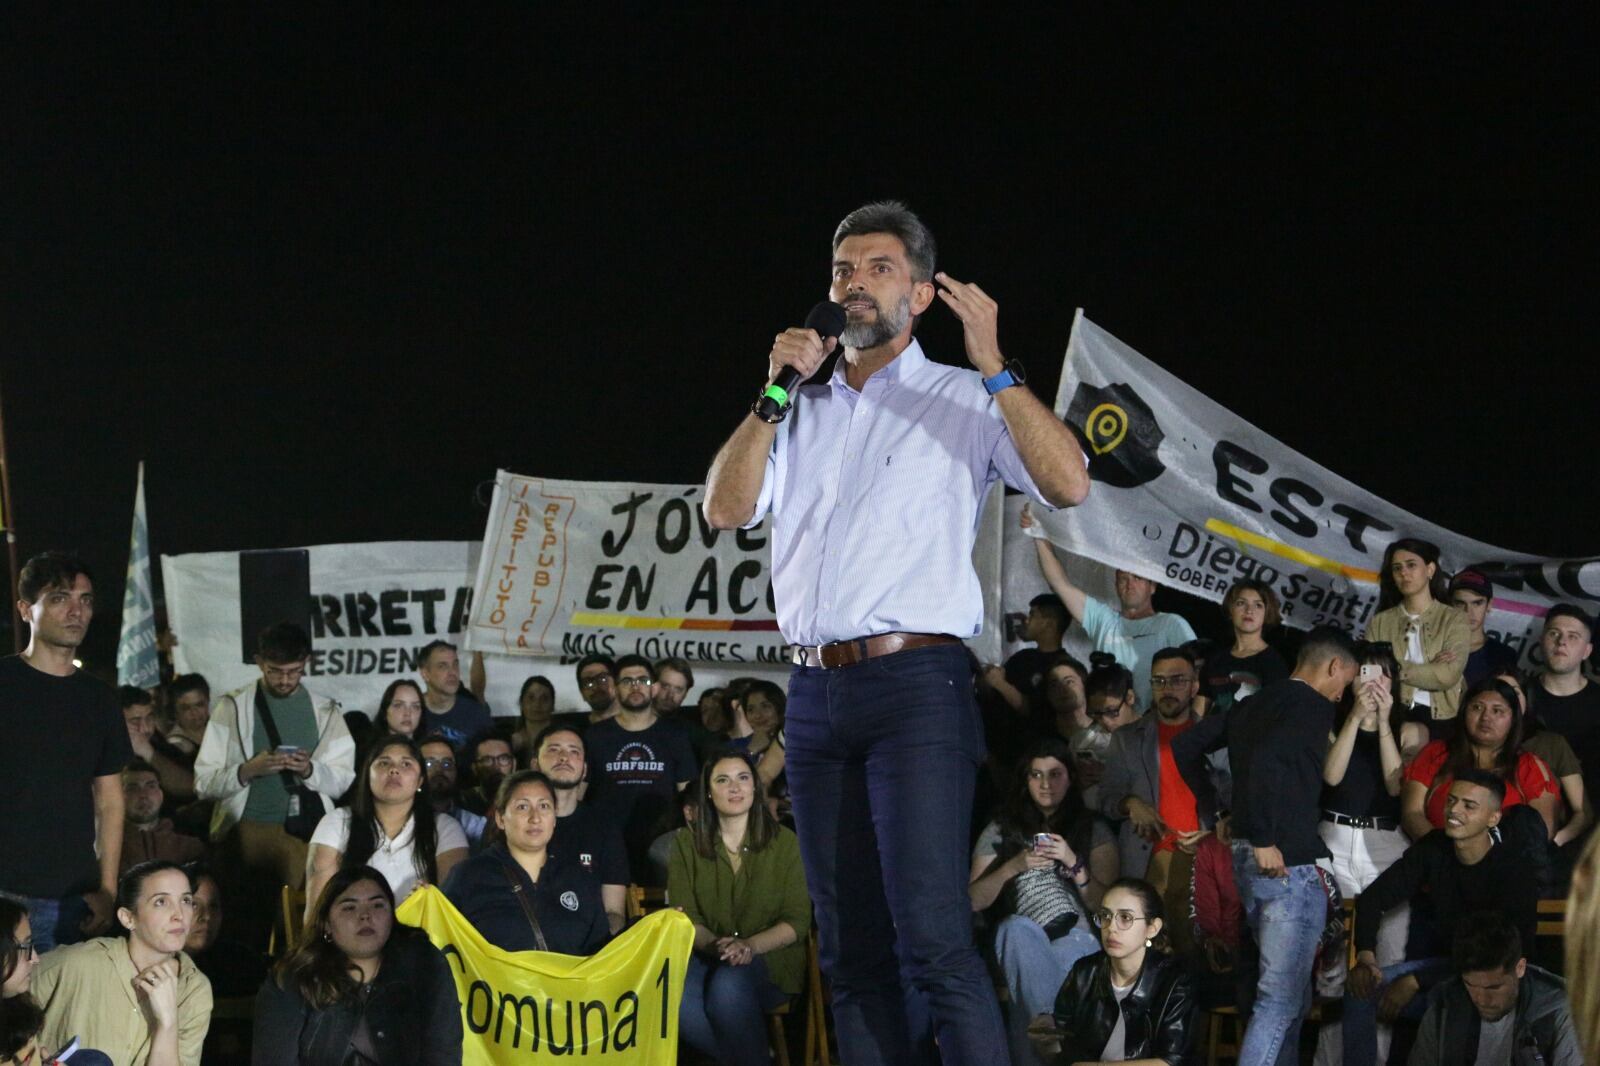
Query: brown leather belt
[{"left": 790, "top": 632, "right": 961, "bottom": 669}]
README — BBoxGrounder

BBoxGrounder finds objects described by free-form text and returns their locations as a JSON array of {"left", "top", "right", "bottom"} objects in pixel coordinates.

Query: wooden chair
[
  {"left": 270, "top": 882, "right": 307, "bottom": 957},
  {"left": 625, "top": 883, "right": 666, "bottom": 921},
  {"left": 1536, "top": 897, "right": 1566, "bottom": 938},
  {"left": 1204, "top": 1005, "right": 1244, "bottom": 1066},
  {"left": 800, "top": 928, "right": 833, "bottom": 1066},
  {"left": 626, "top": 885, "right": 829, "bottom": 1065}
]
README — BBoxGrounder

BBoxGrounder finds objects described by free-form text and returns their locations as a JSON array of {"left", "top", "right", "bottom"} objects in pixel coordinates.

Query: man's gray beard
[{"left": 840, "top": 294, "right": 911, "bottom": 349}]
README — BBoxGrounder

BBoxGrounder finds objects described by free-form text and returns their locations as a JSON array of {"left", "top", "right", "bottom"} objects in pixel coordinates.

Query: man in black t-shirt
[
  {"left": 583, "top": 655, "right": 698, "bottom": 884},
  {"left": 0, "top": 552, "right": 132, "bottom": 952},
  {"left": 1528, "top": 604, "right": 1600, "bottom": 839},
  {"left": 417, "top": 639, "right": 491, "bottom": 748},
  {"left": 535, "top": 723, "right": 628, "bottom": 932}
]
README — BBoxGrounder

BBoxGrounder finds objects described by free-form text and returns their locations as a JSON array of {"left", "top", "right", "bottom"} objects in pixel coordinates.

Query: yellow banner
[{"left": 396, "top": 887, "right": 694, "bottom": 1065}]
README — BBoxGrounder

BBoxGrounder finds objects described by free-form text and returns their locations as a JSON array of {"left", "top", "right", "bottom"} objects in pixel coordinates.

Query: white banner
[
  {"left": 466, "top": 471, "right": 1008, "bottom": 667},
  {"left": 162, "top": 540, "right": 790, "bottom": 718},
  {"left": 1041, "top": 312, "right": 1600, "bottom": 662},
  {"left": 163, "top": 541, "right": 483, "bottom": 713}
]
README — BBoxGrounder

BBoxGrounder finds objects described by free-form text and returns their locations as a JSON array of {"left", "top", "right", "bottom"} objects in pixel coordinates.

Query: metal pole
[{"left": 0, "top": 374, "right": 20, "bottom": 652}]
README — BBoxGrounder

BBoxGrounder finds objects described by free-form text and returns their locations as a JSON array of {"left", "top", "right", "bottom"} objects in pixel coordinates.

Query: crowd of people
[{"left": 4, "top": 522, "right": 1600, "bottom": 1066}]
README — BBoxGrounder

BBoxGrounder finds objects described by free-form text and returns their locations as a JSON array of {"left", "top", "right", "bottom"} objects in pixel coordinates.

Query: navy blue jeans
[
  {"left": 786, "top": 643, "right": 1004, "bottom": 1065},
  {"left": 680, "top": 954, "right": 788, "bottom": 1066}
]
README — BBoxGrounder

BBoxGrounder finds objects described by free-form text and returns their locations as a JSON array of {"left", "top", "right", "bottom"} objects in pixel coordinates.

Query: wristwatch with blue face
[{"left": 983, "top": 359, "right": 1027, "bottom": 395}]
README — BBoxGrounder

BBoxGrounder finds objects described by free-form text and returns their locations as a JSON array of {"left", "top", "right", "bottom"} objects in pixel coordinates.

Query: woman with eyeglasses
[
  {"left": 31, "top": 861, "right": 212, "bottom": 1066},
  {"left": 4, "top": 898, "right": 115, "bottom": 1066},
  {"left": 1050, "top": 877, "right": 1195, "bottom": 1066},
  {"left": 253, "top": 866, "right": 461, "bottom": 1066},
  {"left": 1362, "top": 538, "right": 1471, "bottom": 741},
  {"left": 305, "top": 735, "right": 468, "bottom": 921},
  {"left": 969, "top": 737, "right": 1102, "bottom": 1065}
]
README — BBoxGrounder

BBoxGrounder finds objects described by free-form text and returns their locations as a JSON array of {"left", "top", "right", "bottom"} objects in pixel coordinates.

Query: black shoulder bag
[
  {"left": 500, "top": 858, "right": 550, "bottom": 951},
  {"left": 253, "top": 686, "right": 328, "bottom": 841}
]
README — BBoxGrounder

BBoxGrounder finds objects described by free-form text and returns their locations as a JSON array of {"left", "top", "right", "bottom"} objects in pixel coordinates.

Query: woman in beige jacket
[{"left": 1363, "top": 537, "right": 1470, "bottom": 740}]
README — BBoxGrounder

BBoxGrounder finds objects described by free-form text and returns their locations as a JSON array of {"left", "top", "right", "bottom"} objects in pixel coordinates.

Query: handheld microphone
[{"left": 754, "top": 300, "right": 847, "bottom": 422}]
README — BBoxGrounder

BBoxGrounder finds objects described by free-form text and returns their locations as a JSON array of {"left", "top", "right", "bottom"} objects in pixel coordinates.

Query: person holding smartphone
[
  {"left": 1313, "top": 643, "right": 1425, "bottom": 1063},
  {"left": 968, "top": 737, "right": 1100, "bottom": 1066}
]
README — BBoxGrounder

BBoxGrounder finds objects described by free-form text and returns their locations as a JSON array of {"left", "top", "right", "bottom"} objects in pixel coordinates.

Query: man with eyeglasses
[
  {"left": 574, "top": 653, "right": 622, "bottom": 725},
  {"left": 418, "top": 735, "right": 487, "bottom": 848},
  {"left": 582, "top": 655, "right": 697, "bottom": 884},
  {"left": 1097, "top": 648, "right": 1228, "bottom": 953},
  {"left": 195, "top": 622, "right": 355, "bottom": 945},
  {"left": 459, "top": 734, "right": 517, "bottom": 818}
]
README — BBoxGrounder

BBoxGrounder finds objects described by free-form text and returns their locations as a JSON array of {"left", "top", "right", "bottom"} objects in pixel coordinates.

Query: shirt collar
[{"left": 829, "top": 338, "right": 929, "bottom": 395}]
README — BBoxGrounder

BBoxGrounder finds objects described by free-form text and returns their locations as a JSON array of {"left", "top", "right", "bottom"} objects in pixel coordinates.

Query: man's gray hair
[{"left": 832, "top": 200, "right": 937, "bottom": 283}]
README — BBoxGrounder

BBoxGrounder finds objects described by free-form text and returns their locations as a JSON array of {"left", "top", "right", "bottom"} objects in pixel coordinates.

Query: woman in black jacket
[
  {"left": 1052, "top": 878, "right": 1195, "bottom": 1066},
  {"left": 253, "top": 866, "right": 461, "bottom": 1066}
]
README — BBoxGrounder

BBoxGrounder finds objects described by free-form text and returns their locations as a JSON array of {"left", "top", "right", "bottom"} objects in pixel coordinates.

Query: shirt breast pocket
[{"left": 870, "top": 454, "right": 966, "bottom": 540}]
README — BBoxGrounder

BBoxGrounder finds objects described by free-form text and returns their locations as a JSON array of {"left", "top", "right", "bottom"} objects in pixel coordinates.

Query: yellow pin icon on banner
[{"left": 1086, "top": 402, "right": 1129, "bottom": 456}]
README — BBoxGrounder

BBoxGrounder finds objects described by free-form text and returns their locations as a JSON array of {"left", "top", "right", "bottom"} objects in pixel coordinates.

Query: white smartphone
[{"left": 1359, "top": 665, "right": 1380, "bottom": 682}]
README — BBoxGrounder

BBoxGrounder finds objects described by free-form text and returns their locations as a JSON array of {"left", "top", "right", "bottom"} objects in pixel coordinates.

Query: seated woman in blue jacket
[{"left": 442, "top": 769, "right": 609, "bottom": 956}]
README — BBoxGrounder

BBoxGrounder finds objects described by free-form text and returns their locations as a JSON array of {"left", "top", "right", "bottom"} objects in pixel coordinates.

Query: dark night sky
[{"left": 3, "top": 12, "right": 1595, "bottom": 670}]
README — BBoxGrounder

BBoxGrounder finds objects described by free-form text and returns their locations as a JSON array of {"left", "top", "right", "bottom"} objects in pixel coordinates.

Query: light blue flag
[{"left": 117, "top": 462, "right": 160, "bottom": 688}]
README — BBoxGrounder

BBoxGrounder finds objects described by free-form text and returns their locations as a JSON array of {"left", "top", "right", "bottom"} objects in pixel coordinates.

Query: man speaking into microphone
[{"left": 704, "top": 201, "right": 1090, "bottom": 1062}]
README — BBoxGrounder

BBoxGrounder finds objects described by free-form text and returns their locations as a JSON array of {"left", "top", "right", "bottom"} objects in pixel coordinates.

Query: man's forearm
[
  {"left": 995, "top": 386, "right": 1089, "bottom": 508},
  {"left": 703, "top": 417, "right": 777, "bottom": 529}
]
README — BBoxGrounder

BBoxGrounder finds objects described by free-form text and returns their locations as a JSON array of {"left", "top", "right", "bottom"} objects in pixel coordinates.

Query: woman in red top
[{"left": 1401, "top": 677, "right": 1558, "bottom": 840}]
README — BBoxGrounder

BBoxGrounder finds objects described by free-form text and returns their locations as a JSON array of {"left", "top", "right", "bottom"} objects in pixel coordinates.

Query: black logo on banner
[{"left": 1065, "top": 382, "right": 1167, "bottom": 489}]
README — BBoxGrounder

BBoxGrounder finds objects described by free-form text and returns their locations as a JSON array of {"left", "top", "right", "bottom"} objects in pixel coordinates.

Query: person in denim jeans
[
  {"left": 702, "top": 200, "right": 1090, "bottom": 1063},
  {"left": 969, "top": 737, "right": 1102, "bottom": 1064},
  {"left": 1175, "top": 626, "right": 1357, "bottom": 1066}
]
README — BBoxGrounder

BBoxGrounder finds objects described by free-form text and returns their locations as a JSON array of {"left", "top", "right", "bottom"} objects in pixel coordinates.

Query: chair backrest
[
  {"left": 625, "top": 884, "right": 667, "bottom": 921},
  {"left": 272, "top": 882, "right": 308, "bottom": 957},
  {"left": 1536, "top": 897, "right": 1566, "bottom": 938}
]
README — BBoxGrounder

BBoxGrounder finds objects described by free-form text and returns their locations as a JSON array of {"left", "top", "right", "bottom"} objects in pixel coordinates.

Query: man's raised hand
[{"left": 934, "top": 271, "right": 1003, "bottom": 376}]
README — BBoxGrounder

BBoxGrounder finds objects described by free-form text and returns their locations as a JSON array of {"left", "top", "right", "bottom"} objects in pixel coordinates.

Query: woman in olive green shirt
[{"left": 668, "top": 751, "right": 810, "bottom": 1066}]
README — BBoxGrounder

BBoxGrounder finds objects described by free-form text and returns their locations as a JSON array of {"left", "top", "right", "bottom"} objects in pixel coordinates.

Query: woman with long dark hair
[
  {"left": 968, "top": 736, "right": 1102, "bottom": 1064},
  {"left": 371, "top": 681, "right": 425, "bottom": 741},
  {"left": 1401, "top": 677, "right": 1559, "bottom": 840},
  {"left": 1050, "top": 877, "right": 1196, "bottom": 1065},
  {"left": 306, "top": 735, "right": 468, "bottom": 919},
  {"left": 253, "top": 866, "right": 461, "bottom": 1066},
  {"left": 1363, "top": 538, "right": 1471, "bottom": 739},
  {"left": 669, "top": 751, "right": 810, "bottom": 1066},
  {"left": 509, "top": 675, "right": 556, "bottom": 758}
]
